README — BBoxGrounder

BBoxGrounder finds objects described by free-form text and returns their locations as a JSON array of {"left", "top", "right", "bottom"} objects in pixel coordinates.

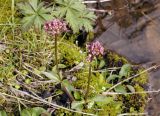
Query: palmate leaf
[
  {"left": 17, "top": 2, "right": 35, "bottom": 15},
  {"left": 21, "top": 15, "right": 36, "bottom": 31},
  {"left": 17, "top": 0, "right": 54, "bottom": 31},
  {"left": 79, "top": 18, "right": 94, "bottom": 32},
  {"left": 28, "top": 0, "right": 38, "bottom": 11},
  {"left": 54, "top": 0, "right": 96, "bottom": 33},
  {"left": 66, "top": 10, "right": 79, "bottom": 32},
  {"left": 55, "top": 0, "right": 85, "bottom": 12},
  {"left": 34, "top": 16, "right": 44, "bottom": 30}
]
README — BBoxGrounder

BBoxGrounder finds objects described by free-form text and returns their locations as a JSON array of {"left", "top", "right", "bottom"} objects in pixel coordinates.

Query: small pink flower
[
  {"left": 86, "top": 41, "right": 104, "bottom": 62},
  {"left": 44, "top": 19, "right": 67, "bottom": 36}
]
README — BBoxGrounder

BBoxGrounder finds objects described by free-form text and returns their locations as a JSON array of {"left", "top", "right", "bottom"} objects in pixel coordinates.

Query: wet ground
[{"left": 96, "top": 1, "right": 160, "bottom": 115}]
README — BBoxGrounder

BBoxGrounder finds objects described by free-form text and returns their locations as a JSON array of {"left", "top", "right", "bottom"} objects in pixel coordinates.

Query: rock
[{"left": 96, "top": 2, "right": 160, "bottom": 115}]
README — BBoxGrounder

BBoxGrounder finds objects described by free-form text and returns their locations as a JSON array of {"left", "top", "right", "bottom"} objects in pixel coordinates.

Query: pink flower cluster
[
  {"left": 44, "top": 19, "right": 67, "bottom": 36},
  {"left": 86, "top": 41, "right": 104, "bottom": 62}
]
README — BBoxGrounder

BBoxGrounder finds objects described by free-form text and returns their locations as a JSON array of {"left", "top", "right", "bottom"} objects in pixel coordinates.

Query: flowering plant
[
  {"left": 44, "top": 19, "right": 75, "bottom": 101},
  {"left": 85, "top": 40, "right": 104, "bottom": 102},
  {"left": 86, "top": 41, "right": 104, "bottom": 62},
  {"left": 44, "top": 19, "right": 67, "bottom": 36}
]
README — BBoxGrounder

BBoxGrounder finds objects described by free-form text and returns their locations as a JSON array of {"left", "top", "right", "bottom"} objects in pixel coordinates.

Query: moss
[
  {"left": 97, "top": 101, "right": 123, "bottom": 116},
  {"left": 133, "top": 69, "right": 148, "bottom": 85},
  {"left": 119, "top": 69, "right": 148, "bottom": 114},
  {"left": 54, "top": 109, "right": 82, "bottom": 116},
  {"left": 105, "top": 50, "right": 128, "bottom": 67},
  {"left": 0, "top": 0, "right": 12, "bottom": 24},
  {"left": 59, "top": 40, "right": 84, "bottom": 67}
]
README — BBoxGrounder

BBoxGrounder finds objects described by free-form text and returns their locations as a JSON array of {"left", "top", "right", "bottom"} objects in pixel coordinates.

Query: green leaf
[
  {"left": 62, "top": 79, "right": 75, "bottom": 92},
  {"left": 99, "top": 74, "right": 104, "bottom": 84},
  {"left": 0, "top": 110, "right": 7, "bottom": 116},
  {"left": 42, "top": 71, "right": 60, "bottom": 83},
  {"left": 21, "top": 107, "right": 50, "bottom": 116},
  {"left": 114, "top": 85, "right": 127, "bottom": 93},
  {"left": 126, "top": 85, "right": 135, "bottom": 93},
  {"left": 31, "top": 107, "right": 50, "bottom": 116},
  {"left": 119, "top": 64, "right": 131, "bottom": 77},
  {"left": 17, "top": 0, "right": 54, "bottom": 31},
  {"left": 92, "top": 95, "right": 114, "bottom": 107},
  {"left": 58, "top": 64, "right": 67, "bottom": 69},
  {"left": 54, "top": 0, "right": 96, "bottom": 33},
  {"left": 66, "top": 10, "right": 79, "bottom": 33},
  {"left": 98, "top": 60, "right": 106, "bottom": 69},
  {"left": 29, "top": 0, "right": 38, "bottom": 11},
  {"left": 71, "top": 101, "right": 85, "bottom": 111},
  {"left": 17, "top": 3, "right": 35, "bottom": 15},
  {"left": 107, "top": 74, "right": 120, "bottom": 82},
  {"left": 21, "top": 15, "right": 36, "bottom": 31},
  {"left": 21, "top": 109, "right": 32, "bottom": 116},
  {"left": 74, "top": 91, "right": 81, "bottom": 100},
  {"left": 34, "top": 16, "right": 44, "bottom": 29}
]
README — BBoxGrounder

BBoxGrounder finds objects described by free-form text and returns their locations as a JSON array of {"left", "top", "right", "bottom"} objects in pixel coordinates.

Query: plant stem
[
  {"left": 55, "top": 36, "right": 59, "bottom": 74},
  {"left": 85, "top": 63, "right": 92, "bottom": 102},
  {"left": 54, "top": 36, "right": 74, "bottom": 102}
]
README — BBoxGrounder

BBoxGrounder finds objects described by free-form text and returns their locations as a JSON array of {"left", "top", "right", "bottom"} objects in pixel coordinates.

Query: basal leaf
[
  {"left": 42, "top": 71, "right": 60, "bottom": 83},
  {"left": 0, "top": 110, "right": 7, "bottom": 116},
  {"left": 62, "top": 79, "right": 75, "bottom": 92},
  {"left": 31, "top": 107, "right": 50, "bottom": 116},
  {"left": 71, "top": 101, "right": 85, "bottom": 111},
  {"left": 119, "top": 64, "right": 132, "bottom": 77},
  {"left": 107, "top": 74, "right": 120, "bottom": 82},
  {"left": 21, "top": 109, "right": 32, "bottom": 116},
  {"left": 114, "top": 85, "right": 127, "bottom": 93},
  {"left": 126, "top": 85, "right": 135, "bottom": 93},
  {"left": 98, "top": 59, "right": 106, "bottom": 69},
  {"left": 74, "top": 91, "right": 81, "bottom": 100}
]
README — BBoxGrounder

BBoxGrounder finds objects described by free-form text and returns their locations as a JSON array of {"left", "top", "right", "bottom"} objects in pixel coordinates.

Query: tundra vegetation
[{"left": 0, "top": 0, "right": 148, "bottom": 116}]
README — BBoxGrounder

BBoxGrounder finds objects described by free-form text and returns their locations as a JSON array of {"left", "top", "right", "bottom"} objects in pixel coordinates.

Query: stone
[{"left": 96, "top": 2, "right": 160, "bottom": 114}]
